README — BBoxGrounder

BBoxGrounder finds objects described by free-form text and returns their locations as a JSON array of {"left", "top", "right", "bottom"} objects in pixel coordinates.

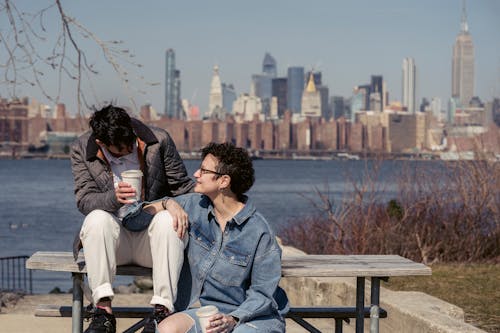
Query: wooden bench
[{"left": 27, "top": 251, "right": 430, "bottom": 333}]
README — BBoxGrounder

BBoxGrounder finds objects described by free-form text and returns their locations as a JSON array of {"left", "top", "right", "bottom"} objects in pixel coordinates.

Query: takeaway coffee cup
[
  {"left": 121, "top": 170, "right": 143, "bottom": 202},
  {"left": 196, "top": 305, "right": 219, "bottom": 333}
]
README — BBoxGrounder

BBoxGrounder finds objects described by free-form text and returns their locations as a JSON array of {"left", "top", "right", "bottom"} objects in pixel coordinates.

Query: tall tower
[
  {"left": 287, "top": 66, "right": 304, "bottom": 114},
  {"left": 164, "top": 49, "right": 178, "bottom": 118},
  {"left": 262, "top": 53, "right": 277, "bottom": 77},
  {"left": 301, "top": 72, "right": 321, "bottom": 118},
  {"left": 452, "top": 0, "right": 474, "bottom": 106},
  {"left": 402, "top": 57, "right": 416, "bottom": 113},
  {"left": 208, "top": 65, "right": 223, "bottom": 118}
]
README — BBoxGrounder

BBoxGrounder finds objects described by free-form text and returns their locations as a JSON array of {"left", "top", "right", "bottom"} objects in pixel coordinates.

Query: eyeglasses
[{"left": 199, "top": 167, "right": 223, "bottom": 176}]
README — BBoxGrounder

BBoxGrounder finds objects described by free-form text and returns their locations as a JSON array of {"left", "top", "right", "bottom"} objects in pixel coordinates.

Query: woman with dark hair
[{"left": 145, "top": 142, "right": 288, "bottom": 333}]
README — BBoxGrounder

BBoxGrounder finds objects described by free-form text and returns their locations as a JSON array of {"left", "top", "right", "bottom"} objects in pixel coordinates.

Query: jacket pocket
[
  {"left": 211, "top": 246, "right": 250, "bottom": 287},
  {"left": 188, "top": 226, "right": 213, "bottom": 270},
  {"left": 190, "top": 226, "right": 212, "bottom": 251}
]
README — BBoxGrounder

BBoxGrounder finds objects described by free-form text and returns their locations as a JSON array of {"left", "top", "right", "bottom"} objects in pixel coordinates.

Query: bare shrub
[{"left": 280, "top": 159, "right": 500, "bottom": 264}]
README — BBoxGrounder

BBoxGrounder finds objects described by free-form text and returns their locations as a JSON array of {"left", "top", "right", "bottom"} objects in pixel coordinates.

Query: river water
[{"left": 0, "top": 158, "right": 433, "bottom": 293}]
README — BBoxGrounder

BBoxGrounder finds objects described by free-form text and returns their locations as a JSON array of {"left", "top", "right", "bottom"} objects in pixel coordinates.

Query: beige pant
[{"left": 80, "top": 209, "right": 187, "bottom": 311}]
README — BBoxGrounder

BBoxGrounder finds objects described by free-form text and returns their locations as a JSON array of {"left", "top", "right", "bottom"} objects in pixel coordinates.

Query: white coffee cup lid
[
  {"left": 196, "top": 305, "right": 218, "bottom": 317},
  {"left": 121, "top": 169, "right": 143, "bottom": 177}
]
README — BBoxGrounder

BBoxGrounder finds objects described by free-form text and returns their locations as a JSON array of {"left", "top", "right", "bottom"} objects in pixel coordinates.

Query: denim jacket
[{"left": 173, "top": 193, "right": 289, "bottom": 323}]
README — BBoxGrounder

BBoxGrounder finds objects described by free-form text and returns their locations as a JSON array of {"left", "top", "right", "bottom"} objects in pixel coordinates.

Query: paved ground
[{"left": 1, "top": 294, "right": 341, "bottom": 333}]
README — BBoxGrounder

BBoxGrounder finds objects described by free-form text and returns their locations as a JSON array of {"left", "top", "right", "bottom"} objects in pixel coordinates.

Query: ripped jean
[{"left": 169, "top": 308, "right": 285, "bottom": 333}]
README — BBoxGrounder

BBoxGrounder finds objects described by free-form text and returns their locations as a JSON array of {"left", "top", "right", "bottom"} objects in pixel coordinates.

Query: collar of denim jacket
[{"left": 207, "top": 195, "right": 256, "bottom": 226}]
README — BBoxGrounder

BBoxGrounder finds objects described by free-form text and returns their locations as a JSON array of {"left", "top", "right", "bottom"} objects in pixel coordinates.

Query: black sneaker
[
  {"left": 84, "top": 307, "right": 116, "bottom": 333},
  {"left": 140, "top": 305, "right": 171, "bottom": 333}
]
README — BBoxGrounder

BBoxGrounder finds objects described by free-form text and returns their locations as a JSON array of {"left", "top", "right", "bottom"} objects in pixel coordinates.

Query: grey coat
[{"left": 70, "top": 118, "right": 194, "bottom": 216}]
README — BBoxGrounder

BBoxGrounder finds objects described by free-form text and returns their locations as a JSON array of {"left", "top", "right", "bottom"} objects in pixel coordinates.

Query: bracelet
[{"left": 161, "top": 198, "right": 169, "bottom": 210}]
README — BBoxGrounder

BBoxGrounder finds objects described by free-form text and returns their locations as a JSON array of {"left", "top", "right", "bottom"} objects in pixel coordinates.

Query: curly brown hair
[{"left": 201, "top": 142, "right": 255, "bottom": 200}]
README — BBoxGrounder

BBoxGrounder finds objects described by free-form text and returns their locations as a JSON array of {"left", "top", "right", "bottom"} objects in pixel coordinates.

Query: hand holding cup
[{"left": 120, "top": 170, "right": 143, "bottom": 203}]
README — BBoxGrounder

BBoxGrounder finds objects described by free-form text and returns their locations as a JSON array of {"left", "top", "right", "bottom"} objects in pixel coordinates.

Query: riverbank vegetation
[{"left": 280, "top": 158, "right": 500, "bottom": 331}]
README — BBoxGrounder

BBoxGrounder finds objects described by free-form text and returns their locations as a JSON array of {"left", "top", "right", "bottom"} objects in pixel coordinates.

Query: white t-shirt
[{"left": 100, "top": 141, "right": 140, "bottom": 219}]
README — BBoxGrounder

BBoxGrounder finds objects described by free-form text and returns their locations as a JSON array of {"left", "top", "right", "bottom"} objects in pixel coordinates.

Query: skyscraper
[
  {"left": 402, "top": 57, "right": 416, "bottom": 113},
  {"left": 370, "top": 75, "right": 383, "bottom": 111},
  {"left": 262, "top": 53, "right": 277, "bottom": 77},
  {"left": 287, "top": 66, "right": 304, "bottom": 114},
  {"left": 252, "top": 53, "right": 277, "bottom": 117},
  {"left": 164, "top": 49, "right": 181, "bottom": 118},
  {"left": 272, "top": 77, "right": 287, "bottom": 118},
  {"left": 301, "top": 72, "right": 321, "bottom": 118},
  {"left": 222, "top": 83, "right": 237, "bottom": 114},
  {"left": 452, "top": 1, "right": 474, "bottom": 107},
  {"left": 208, "top": 65, "right": 223, "bottom": 118}
]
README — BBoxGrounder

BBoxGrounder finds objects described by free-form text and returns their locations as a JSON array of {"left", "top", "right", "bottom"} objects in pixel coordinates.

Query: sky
[{"left": 1, "top": 0, "right": 499, "bottom": 116}]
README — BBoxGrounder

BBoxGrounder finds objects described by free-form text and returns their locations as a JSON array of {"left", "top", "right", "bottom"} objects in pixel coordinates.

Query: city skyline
[{"left": 1, "top": 0, "right": 499, "bottom": 116}]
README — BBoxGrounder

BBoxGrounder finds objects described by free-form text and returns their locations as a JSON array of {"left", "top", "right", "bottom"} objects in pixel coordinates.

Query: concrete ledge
[{"left": 279, "top": 244, "right": 485, "bottom": 333}]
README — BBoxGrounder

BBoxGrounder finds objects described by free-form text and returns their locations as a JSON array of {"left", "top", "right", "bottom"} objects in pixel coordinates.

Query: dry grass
[{"left": 383, "top": 263, "right": 500, "bottom": 333}]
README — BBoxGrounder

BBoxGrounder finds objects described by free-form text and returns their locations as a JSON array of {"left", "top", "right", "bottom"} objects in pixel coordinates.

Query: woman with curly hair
[{"left": 145, "top": 142, "right": 288, "bottom": 333}]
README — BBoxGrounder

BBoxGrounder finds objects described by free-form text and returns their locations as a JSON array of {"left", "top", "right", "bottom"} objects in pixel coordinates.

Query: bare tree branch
[{"left": 1, "top": 0, "right": 150, "bottom": 125}]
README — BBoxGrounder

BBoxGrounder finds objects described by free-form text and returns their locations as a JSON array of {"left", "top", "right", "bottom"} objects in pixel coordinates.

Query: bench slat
[
  {"left": 26, "top": 251, "right": 431, "bottom": 277},
  {"left": 26, "top": 252, "right": 151, "bottom": 276}
]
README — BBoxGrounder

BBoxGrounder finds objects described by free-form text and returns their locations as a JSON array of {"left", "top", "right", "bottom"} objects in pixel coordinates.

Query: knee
[
  {"left": 81, "top": 210, "right": 116, "bottom": 236},
  {"left": 150, "top": 210, "right": 176, "bottom": 237}
]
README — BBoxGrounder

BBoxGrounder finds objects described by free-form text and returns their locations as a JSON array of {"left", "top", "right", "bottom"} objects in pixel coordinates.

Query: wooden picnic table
[{"left": 26, "top": 252, "right": 431, "bottom": 333}]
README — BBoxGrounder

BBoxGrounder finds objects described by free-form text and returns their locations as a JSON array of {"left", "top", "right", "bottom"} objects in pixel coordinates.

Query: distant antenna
[{"left": 461, "top": 0, "right": 469, "bottom": 33}]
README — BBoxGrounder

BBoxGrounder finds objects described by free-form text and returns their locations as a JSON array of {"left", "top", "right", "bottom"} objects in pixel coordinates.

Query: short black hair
[
  {"left": 201, "top": 142, "right": 255, "bottom": 199},
  {"left": 89, "top": 105, "right": 136, "bottom": 149}
]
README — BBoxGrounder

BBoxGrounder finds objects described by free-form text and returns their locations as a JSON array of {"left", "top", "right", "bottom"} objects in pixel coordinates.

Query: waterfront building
[
  {"left": 402, "top": 57, "right": 417, "bottom": 113},
  {"left": 452, "top": 1, "right": 474, "bottom": 107},
  {"left": 272, "top": 77, "right": 287, "bottom": 118},
  {"left": 0, "top": 100, "right": 29, "bottom": 150},
  {"left": 269, "top": 97, "right": 279, "bottom": 120},
  {"left": 351, "top": 86, "right": 368, "bottom": 122},
  {"left": 317, "top": 85, "right": 330, "bottom": 119},
  {"left": 383, "top": 112, "right": 419, "bottom": 153},
  {"left": 358, "top": 84, "right": 371, "bottom": 111},
  {"left": 208, "top": 65, "right": 223, "bottom": 119},
  {"left": 331, "top": 96, "right": 345, "bottom": 120},
  {"left": 306, "top": 70, "right": 330, "bottom": 119},
  {"left": 420, "top": 98, "right": 430, "bottom": 112},
  {"left": 430, "top": 97, "right": 443, "bottom": 121},
  {"left": 252, "top": 74, "right": 272, "bottom": 116},
  {"left": 301, "top": 73, "right": 322, "bottom": 118},
  {"left": 164, "top": 49, "right": 182, "bottom": 118},
  {"left": 370, "top": 92, "right": 382, "bottom": 112},
  {"left": 140, "top": 104, "right": 161, "bottom": 122},
  {"left": 287, "top": 66, "right": 305, "bottom": 114},
  {"left": 370, "top": 75, "right": 383, "bottom": 111},
  {"left": 232, "top": 94, "right": 263, "bottom": 123},
  {"left": 222, "top": 83, "right": 237, "bottom": 114}
]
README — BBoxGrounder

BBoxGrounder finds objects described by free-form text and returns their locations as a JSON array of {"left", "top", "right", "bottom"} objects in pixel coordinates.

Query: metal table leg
[
  {"left": 72, "top": 273, "right": 84, "bottom": 333},
  {"left": 355, "top": 277, "right": 365, "bottom": 333},
  {"left": 370, "top": 277, "right": 381, "bottom": 333}
]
